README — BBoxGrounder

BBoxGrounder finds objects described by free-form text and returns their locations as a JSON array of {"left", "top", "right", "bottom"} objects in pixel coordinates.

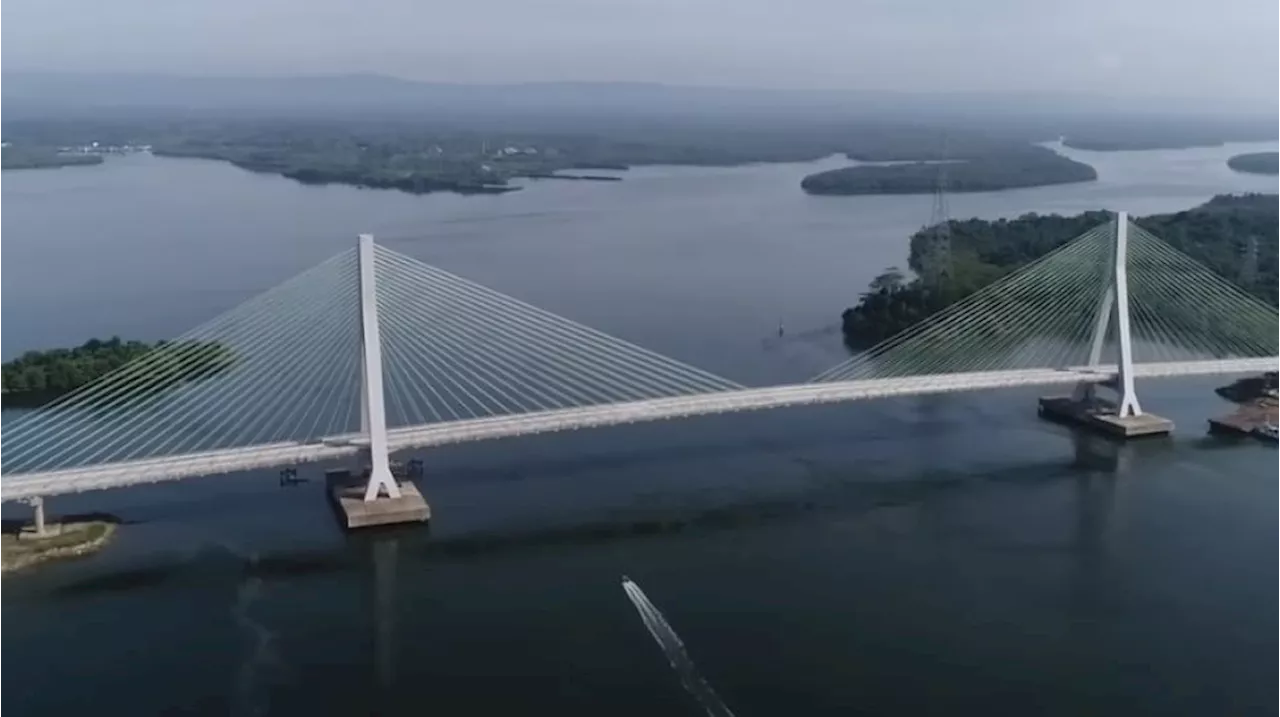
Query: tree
[{"left": 867, "top": 268, "right": 905, "bottom": 294}]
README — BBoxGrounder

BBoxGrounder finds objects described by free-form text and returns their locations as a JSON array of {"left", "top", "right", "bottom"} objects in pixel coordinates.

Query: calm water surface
[{"left": 2, "top": 141, "right": 1276, "bottom": 716}]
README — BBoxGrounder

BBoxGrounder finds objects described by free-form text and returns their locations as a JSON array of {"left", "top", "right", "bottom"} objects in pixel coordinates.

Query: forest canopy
[
  {"left": 2, "top": 337, "right": 237, "bottom": 407},
  {"left": 841, "top": 193, "right": 1278, "bottom": 347}
]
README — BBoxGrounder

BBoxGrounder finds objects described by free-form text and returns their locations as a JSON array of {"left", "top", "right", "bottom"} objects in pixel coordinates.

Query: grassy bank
[{"left": 1, "top": 517, "right": 118, "bottom": 572}]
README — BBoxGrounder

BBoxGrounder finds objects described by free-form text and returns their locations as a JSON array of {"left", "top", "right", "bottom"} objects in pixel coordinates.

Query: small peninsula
[
  {"left": 2, "top": 515, "right": 119, "bottom": 572},
  {"left": 840, "top": 193, "right": 1279, "bottom": 348},
  {"left": 2, "top": 337, "right": 237, "bottom": 407},
  {"left": 1058, "top": 126, "right": 1275, "bottom": 151},
  {"left": 1061, "top": 138, "right": 1225, "bottom": 151},
  {"left": 1227, "top": 152, "right": 1279, "bottom": 176},
  {"left": 800, "top": 145, "right": 1096, "bottom": 195},
  {"left": 149, "top": 144, "right": 632, "bottom": 195}
]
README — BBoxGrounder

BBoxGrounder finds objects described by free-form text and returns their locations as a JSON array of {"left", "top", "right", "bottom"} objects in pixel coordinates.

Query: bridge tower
[
  {"left": 1073, "top": 213, "right": 1141, "bottom": 416},
  {"left": 1051, "top": 212, "right": 1172, "bottom": 436},
  {"left": 330, "top": 234, "right": 430, "bottom": 528},
  {"left": 358, "top": 233, "right": 400, "bottom": 502}
]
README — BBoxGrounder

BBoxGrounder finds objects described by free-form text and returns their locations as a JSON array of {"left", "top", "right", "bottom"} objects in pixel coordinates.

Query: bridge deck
[{"left": 2, "top": 358, "right": 1273, "bottom": 501}]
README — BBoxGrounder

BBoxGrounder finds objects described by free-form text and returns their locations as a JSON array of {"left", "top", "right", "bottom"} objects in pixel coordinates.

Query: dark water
[{"left": 3, "top": 142, "right": 1276, "bottom": 716}]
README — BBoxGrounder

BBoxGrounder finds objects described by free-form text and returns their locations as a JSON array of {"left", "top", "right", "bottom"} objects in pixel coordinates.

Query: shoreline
[
  {"left": 1226, "top": 151, "right": 1279, "bottom": 176},
  {"left": 2, "top": 518, "right": 119, "bottom": 573},
  {"left": 802, "top": 173, "right": 1097, "bottom": 196}
]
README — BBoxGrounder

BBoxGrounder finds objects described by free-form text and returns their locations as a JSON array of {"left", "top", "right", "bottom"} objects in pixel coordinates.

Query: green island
[
  {"left": 1, "top": 337, "right": 237, "bottom": 407},
  {"left": 841, "top": 193, "right": 1279, "bottom": 348},
  {"left": 800, "top": 145, "right": 1096, "bottom": 195},
  {"left": 1227, "top": 152, "right": 1279, "bottom": 175},
  {"left": 1, "top": 145, "right": 104, "bottom": 170}
]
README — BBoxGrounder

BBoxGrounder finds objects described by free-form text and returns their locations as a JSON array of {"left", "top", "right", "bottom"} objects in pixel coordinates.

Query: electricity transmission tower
[
  {"left": 924, "top": 133, "right": 953, "bottom": 285},
  {"left": 1240, "top": 234, "right": 1258, "bottom": 287}
]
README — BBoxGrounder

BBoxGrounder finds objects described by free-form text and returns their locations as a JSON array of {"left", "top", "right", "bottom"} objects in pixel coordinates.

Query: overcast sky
[{"left": 3, "top": 0, "right": 1276, "bottom": 100}]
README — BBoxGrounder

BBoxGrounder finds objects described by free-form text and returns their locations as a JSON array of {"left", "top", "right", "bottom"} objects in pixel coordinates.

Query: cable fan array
[
  {"left": 2, "top": 244, "right": 743, "bottom": 475},
  {"left": 2, "top": 251, "right": 365, "bottom": 475},
  {"left": 373, "top": 244, "right": 742, "bottom": 427},
  {"left": 1124, "top": 222, "right": 1277, "bottom": 361},
  {"left": 814, "top": 219, "right": 1278, "bottom": 383},
  {"left": 814, "top": 223, "right": 1114, "bottom": 382}
]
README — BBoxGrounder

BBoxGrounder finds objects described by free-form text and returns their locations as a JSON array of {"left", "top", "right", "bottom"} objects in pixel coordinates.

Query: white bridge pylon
[
  {"left": 1073, "top": 214, "right": 1140, "bottom": 416},
  {"left": 357, "top": 234, "right": 400, "bottom": 502}
]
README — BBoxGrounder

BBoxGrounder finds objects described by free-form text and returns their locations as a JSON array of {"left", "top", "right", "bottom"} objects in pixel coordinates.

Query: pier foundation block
[
  {"left": 1038, "top": 395, "right": 1173, "bottom": 438},
  {"left": 327, "top": 470, "right": 430, "bottom": 530}
]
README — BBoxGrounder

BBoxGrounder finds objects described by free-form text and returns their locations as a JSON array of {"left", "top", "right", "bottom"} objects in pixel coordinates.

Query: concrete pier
[
  {"left": 30, "top": 496, "right": 46, "bottom": 537},
  {"left": 1038, "top": 395, "right": 1173, "bottom": 438},
  {"left": 327, "top": 469, "right": 430, "bottom": 530}
]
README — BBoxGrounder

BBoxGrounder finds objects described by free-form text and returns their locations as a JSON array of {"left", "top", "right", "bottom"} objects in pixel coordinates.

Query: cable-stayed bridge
[{"left": 3, "top": 213, "right": 1276, "bottom": 506}]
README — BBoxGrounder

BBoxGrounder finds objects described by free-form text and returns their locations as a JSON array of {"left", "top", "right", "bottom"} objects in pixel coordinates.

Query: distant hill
[
  {"left": 2, "top": 72, "right": 1274, "bottom": 142},
  {"left": 1, "top": 72, "right": 943, "bottom": 118},
  {"left": 0, "top": 71, "right": 1274, "bottom": 121}
]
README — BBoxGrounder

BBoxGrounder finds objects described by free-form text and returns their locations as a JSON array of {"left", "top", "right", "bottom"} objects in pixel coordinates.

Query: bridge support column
[
  {"left": 328, "top": 234, "right": 430, "bottom": 529},
  {"left": 357, "top": 233, "right": 401, "bottom": 502},
  {"left": 30, "top": 496, "right": 46, "bottom": 537},
  {"left": 1043, "top": 213, "right": 1172, "bottom": 438},
  {"left": 1110, "top": 214, "right": 1142, "bottom": 418}
]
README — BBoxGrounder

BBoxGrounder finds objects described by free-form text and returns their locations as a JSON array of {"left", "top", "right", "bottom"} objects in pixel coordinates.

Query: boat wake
[
  {"left": 621, "top": 576, "right": 736, "bottom": 717},
  {"left": 224, "top": 547, "right": 289, "bottom": 717}
]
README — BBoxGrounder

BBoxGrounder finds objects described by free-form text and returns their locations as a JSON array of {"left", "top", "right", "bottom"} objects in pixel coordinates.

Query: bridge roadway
[{"left": 3, "top": 357, "right": 1274, "bottom": 501}]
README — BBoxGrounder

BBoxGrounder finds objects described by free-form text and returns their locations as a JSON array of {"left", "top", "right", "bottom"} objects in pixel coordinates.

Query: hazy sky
[{"left": 3, "top": 0, "right": 1276, "bottom": 100}]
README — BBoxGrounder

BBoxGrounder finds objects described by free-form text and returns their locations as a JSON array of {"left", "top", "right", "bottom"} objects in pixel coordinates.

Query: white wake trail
[
  {"left": 221, "top": 546, "right": 288, "bottom": 717},
  {"left": 621, "top": 576, "right": 737, "bottom": 717}
]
